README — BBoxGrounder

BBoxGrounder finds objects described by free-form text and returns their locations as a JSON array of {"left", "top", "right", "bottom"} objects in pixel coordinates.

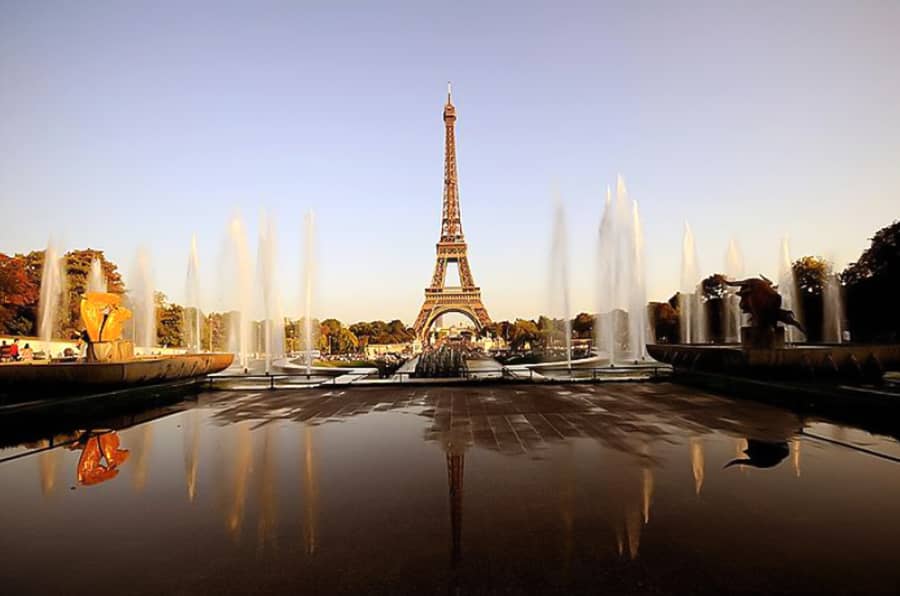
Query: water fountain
[
  {"left": 778, "top": 237, "right": 802, "bottom": 343},
  {"left": 679, "top": 222, "right": 705, "bottom": 344},
  {"left": 257, "top": 213, "right": 284, "bottom": 373},
  {"left": 132, "top": 248, "right": 156, "bottom": 349},
  {"left": 226, "top": 215, "right": 252, "bottom": 370},
  {"left": 185, "top": 235, "right": 202, "bottom": 353},
  {"left": 303, "top": 211, "right": 316, "bottom": 376},
  {"left": 724, "top": 239, "right": 744, "bottom": 343},
  {"left": 87, "top": 257, "right": 107, "bottom": 294},
  {"left": 823, "top": 271, "right": 845, "bottom": 343},
  {"left": 596, "top": 176, "right": 648, "bottom": 363},
  {"left": 2, "top": 285, "right": 232, "bottom": 398},
  {"left": 548, "top": 194, "right": 572, "bottom": 369},
  {"left": 38, "top": 239, "right": 64, "bottom": 348}
]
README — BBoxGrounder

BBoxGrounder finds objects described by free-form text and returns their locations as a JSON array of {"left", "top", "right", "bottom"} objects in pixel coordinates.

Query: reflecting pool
[{"left": 2, "top": 383, "right": 900, "bottom": 594}]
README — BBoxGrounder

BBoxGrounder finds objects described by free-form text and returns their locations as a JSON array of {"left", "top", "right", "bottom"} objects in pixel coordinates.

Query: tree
[
  {"left": 701, "top": 273, "right": 729, "bottom": 343},
  {"left": 842, "top": 221, "right": 900, "bottom": 342},
  {"left": 155, "top": 292, "right": 183, "bottom": 347},
  {"left": 349, "top": 319, "right": 414, "bottom": 345},
  {"left": 509, "top": 319, "right": 540, "bottom": 351},
  {"left": 204, "top": 312, "right": 227, "bottom": 351},
  {"left": 335, "top": 327, "right": 359, "bottom": 353},
  {"left": 572, "top": 312, "right": 595, "bottom": 339},
  {"left": 0, "top": 253, "right": 40, "bottom": 335},
  {"left": 649, "top": 301, "right": 679, "bottom": 343},
  {"left": 317, "top": 318, "right": 359, "bottom": 354},
  {"left": 792, "top": 256, "right": 831, "bottom": 342}
]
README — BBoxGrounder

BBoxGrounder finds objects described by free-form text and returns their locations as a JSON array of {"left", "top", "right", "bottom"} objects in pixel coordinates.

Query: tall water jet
[
  {"left": 132, "top": 248, "right": 156, "bottom": 349},
  {"left": 257, "top": 214, "right": 284, "bottom": 373},
  {"left": 596, "top": 176, "right": 648, "bottom": 362},
  {"left": 629, "top": 199, "right": 648, "bottom": 360},
  {"left": 778, "top": 237, "right": 802, "bottom": 343},
  {"left": 38, "top": 239, "right": 64, "bottom": 347},
  {"left": 823, "top": 271, "right": 845, "bottom": 343},
  {"left": 302, "top": 211, "right": 316, "bottom": 376},
  {"left": 548, "top": 194, "right": 572, "bottom": 369},
  {"left": 227, "top": 215, "right": 252, "bottom": 369},
  {"left": 724, "top": 239, "right": 745, "bottom": 343},
  {"left": 184, "top": 235, "right": 202, "bottom": 352},
  {"left": 679, "top": 222, "right": 705, "bottom": 343},
  {"left": 87, "top": 257, "right": 107, "bottom": 294}
]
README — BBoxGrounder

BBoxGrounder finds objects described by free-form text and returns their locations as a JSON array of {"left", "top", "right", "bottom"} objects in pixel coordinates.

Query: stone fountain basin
[
  {"left": 647, "top": 343, "right": 900, "bottom": 382},
  {"left": 0, "top": 352, "right": 234, "bottom": 395}
]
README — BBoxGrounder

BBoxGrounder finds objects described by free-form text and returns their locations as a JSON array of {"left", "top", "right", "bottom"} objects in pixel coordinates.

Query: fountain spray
[
  {"left": 724, "top": 239, "right": 744, "bottom": 343},
  {"left": 549, "top": 192, "right": 572, "bottom": 369},
  {"left": 258, "top": 213, "right": 283, "bottom": 373},
  {"left": 679, "top": 222, "right": 703, "bottom": 344},
  {"left": 596, "top": 176, "right": 648, "bottom": 362},
  {"left": 303, "top": 211, "right": 316, "bottom": 376},
  {"left": 133, "top": 247, "right": 156, "bottom": 349},
  {"left": 185, "top": 235, "right": 202, "bottom": 352},
  {"left": 38, "top": 239, "right": 64, "bottom": 350},
  {"left": 87, "top": 257, "right": 107, "bottom": 294},
  {"left": 228, "top": 215, "right": 252, "bottom": 370},
  {"left": 778, "top": 237, "right": 802, "bottom": 343},
  {"left": 823, "top": 266, "right": 845, "bottom": 344}
]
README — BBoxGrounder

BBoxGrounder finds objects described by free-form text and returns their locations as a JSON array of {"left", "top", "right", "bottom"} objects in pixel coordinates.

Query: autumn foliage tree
[{"left": 0, "top": 253, "right": 40, "bottom": 335}]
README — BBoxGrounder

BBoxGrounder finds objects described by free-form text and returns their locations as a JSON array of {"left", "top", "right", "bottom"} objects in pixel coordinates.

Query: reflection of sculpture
[
  {"left": 726, "top": 277, "right": 805, "bottom": 335},
  {"left": 69, "top": 431, "right": 130, "bottom": 486},
  {"left": 724, "top": 439, "right": 790, "bottom": 469}
]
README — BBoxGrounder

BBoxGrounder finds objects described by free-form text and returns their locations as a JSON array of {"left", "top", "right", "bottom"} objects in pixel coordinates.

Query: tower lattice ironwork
[{"left": 413, "top": 84, "right": 492, "bottom": 339}]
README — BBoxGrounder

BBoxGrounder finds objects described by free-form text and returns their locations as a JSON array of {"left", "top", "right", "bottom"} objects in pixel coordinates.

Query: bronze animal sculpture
[{"left": 726, "top": 276, "right": 806, "bottom": 335}]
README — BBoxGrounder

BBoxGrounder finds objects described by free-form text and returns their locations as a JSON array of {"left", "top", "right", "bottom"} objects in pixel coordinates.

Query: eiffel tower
[{"left": 413, "top": 84, "right": 492, "bottom": 340}]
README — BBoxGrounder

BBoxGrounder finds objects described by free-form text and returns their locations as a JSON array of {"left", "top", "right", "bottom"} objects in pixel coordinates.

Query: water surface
[{"left": 2, "top": 383, "right": 899, "bottom": 594}]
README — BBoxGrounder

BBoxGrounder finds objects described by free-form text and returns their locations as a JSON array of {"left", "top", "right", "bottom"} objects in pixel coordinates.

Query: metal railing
[{"left": 204, "top": 364, "right": 670, "bottom": 391}]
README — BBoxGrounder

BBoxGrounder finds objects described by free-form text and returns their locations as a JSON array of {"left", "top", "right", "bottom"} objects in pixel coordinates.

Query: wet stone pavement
[{"left": 2, "top": 382, "right": 900, "bottom": 595}]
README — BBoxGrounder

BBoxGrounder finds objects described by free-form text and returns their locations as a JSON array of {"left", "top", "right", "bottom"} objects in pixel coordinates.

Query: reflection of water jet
[
  {"left": 690, "top": 438, "right": 705, "bottom": 496},
  {"left": 302, "top": 425, "right": 318, "bottom": 554}
]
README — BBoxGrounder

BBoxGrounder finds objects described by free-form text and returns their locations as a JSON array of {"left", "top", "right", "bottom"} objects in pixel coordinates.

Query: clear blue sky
[{"left": 2, "top": 1, "right": 898, "bottom": 323}]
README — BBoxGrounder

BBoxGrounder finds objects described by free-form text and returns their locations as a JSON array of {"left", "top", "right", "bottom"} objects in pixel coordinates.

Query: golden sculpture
[{"left": 79, "top": 292, "right": 134, "bottom": 362}]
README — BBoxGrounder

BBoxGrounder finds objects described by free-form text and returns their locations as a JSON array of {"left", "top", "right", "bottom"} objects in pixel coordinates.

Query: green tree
[
  {"left": 155, "top": 292, "right": 184, "bottom": 347},
  {"left": 649, "top": 301, "right": 679, "bottom": 343},
  {"left": 572, "top": 312, "right": 595, "bottom": 339},
  {"left": 509, "top": 319, "right": 540, "bottom": 351},
  {"left": 842, "top": 221, "right": 900, "bottom": 342},
  {"left": 701, "top": 273, "right": 729, "bottom": 342},
  {"left": 793, "top": 256, "right": 831, "bottom": 342},
  {"left": 203, "top": 312, "right": 227, "bottom": 351}
]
